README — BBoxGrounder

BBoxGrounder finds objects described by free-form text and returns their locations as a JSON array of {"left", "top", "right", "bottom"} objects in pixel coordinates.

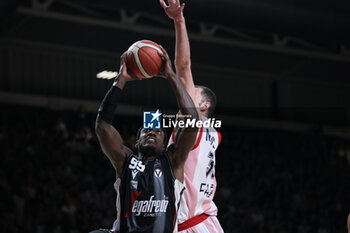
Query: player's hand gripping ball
[{"left": 125, "top": 40, "right": 164, "bottom": 79}]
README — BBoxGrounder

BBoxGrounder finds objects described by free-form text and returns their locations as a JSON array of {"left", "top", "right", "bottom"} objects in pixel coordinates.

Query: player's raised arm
[
  {"left": 158, "top": 46, "right": 199, "bottom": 182},
  {"left": 160, "top": 0, "right": 196, "bottom": 105},
  {"left": 95, "top": 54, "right": 140, "bottom": 177}
]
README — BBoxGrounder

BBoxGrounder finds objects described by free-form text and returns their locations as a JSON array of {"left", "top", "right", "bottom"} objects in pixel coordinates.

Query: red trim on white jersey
[
  {"left": 217, "top": 131, "right": 221, "bottom": 146},
  {"left": 178, "top": 213, "right": 209, "bottom": 231}
]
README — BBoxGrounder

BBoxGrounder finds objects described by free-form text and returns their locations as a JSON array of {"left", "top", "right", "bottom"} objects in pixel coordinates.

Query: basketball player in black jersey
[{"left": 91, "top": 46, "right": 199, "bottom": 233}]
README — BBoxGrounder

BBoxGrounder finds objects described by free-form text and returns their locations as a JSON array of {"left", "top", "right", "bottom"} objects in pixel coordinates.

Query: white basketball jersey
[{"left": 167, "top": 118, "right": 221, "bottom": 223}]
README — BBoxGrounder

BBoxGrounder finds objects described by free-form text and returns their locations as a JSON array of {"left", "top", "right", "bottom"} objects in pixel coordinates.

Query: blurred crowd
[
  {"left": 216, "top": 128, "right": 350, "bottom": 233},
  {"left": 0, "top": 105, "right": 349, "bottom": 233}
]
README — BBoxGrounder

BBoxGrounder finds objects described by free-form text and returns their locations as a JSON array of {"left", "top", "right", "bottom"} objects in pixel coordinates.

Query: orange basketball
[{"left": 125, "top": 40, "right": 164, "bottom": 79}]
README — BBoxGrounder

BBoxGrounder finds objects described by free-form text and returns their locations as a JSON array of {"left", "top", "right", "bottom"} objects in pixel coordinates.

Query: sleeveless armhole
[
  {"left": 119, "top": 153, "right": 134, "bottom": 179},
  {"left": 112, "top": 153, "right": 133, "bottom": 232}
]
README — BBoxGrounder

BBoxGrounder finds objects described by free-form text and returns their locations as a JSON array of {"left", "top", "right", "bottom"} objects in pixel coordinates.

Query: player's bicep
[{"left": 95, "top": 115, "right": 130, "bottom": 175}]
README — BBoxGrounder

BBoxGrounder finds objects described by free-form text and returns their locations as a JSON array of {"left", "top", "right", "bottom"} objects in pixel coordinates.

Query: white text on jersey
[{"left": 132, "top": 195, "right": 169, "bottom": 216}]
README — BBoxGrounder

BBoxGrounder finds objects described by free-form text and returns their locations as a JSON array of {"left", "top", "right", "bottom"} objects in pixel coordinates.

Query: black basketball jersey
[{"left": 111, "top": 153, "right": 185, "bottom": 233}]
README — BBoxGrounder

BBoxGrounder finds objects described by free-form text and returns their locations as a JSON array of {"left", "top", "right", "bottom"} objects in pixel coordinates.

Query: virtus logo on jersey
[
  {"left": 132, "top": 195, "right": 169, "bottom": 217},
  {"left": 154, "top": 168, "right": 162, "bottom": 177},
  {"left": 143, "top": 110, "right": 222, "bottom": 129}
]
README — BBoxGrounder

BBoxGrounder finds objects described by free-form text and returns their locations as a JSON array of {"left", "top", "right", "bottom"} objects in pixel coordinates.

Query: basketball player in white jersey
[{"left": 160, "top": 0, "right": 224, "bottom": 232}]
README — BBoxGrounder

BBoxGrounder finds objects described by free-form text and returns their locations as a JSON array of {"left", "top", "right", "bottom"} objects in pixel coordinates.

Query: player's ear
[{"left": 199, "top": 101, "right": 210, "bottom": 113}]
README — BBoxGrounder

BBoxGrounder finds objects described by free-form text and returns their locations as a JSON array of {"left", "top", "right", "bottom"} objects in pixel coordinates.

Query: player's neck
[
  {"left": 138, "top": 149, "right": 162, "bottom": 162},
  {"left": 201, "top": 115, "right": 208, "bottom": 120},
  {"left": 142, "top": 155, "right": 158, "bottom": 163}
]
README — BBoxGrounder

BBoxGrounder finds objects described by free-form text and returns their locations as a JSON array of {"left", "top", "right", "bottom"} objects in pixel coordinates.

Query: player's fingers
[
  {"left": 128, "top": 71, "right": 140, "bottom": 80},
  {"left": 134, "top": 73, "right": 142, "bottom": 80},
  {"left": 121, "top": 55, "right": 127, "bottom": 65},
  {"left": 159, "top": 0, "right": 168, "bottom": 9},
  {"left": 180, "top": 3, "right": 185, "bottom": 10},
  {"left": 118, "top": 64, "right": 124, "bottom": 74},
  {"left": 157, "top": 50, "right": 165, "bottom": 62},
  {"left": 120, "top": 57, "right": 129, "bottom": 74},
  {"left": 168, "top": 0, "right": 176, "bottom": 6},
  {"left": 120, "top": 51, "right": 128, "bottom": 61},
  {"left": 158, "top": 45, "right": 168, "bottom": 59}
]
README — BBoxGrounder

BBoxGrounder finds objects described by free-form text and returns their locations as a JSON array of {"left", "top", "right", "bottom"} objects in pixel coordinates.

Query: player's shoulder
[{"left": 123, "top": 146, "right": 134, "bottom": 157}]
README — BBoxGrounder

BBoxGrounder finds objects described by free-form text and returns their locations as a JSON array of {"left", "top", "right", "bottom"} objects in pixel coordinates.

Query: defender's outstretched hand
[{"left": 160, "top": 0, "right": 185, "bottom": 22}]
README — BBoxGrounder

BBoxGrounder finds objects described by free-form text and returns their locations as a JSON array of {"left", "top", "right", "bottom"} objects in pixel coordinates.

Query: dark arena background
[{"left": 1, "top": 0, "right": 350, "bottom": 232}]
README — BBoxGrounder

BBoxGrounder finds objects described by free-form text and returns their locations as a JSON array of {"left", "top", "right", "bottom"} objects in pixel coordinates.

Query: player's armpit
[{"left": 95, "top": 115, "right": 131, "bottom": 177}]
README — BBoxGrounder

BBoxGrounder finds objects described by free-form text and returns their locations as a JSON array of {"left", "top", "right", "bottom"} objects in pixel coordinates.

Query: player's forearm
[
  {"left": 97, "top": 87, "right": 122, "bottom": 125},
  {"left": 168, "top": 74, "right": 198, "bottom": 120},
  {"left": 97, "top": 75, "right": 128, "bottom": 125},
  {"left": 174, "top": 17, "right": 191, "bottom": 71},
  {"left": 95, "top": 83, "right": 123, "bottom": 145}
]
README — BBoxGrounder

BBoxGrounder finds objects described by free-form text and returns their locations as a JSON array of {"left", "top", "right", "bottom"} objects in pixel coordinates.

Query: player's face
[
  {"left": 138, "top": 128, "right": 165, "bottom": 156},
  {"left": 195, "top": 87, "right": 209, "bottom": 115}
]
